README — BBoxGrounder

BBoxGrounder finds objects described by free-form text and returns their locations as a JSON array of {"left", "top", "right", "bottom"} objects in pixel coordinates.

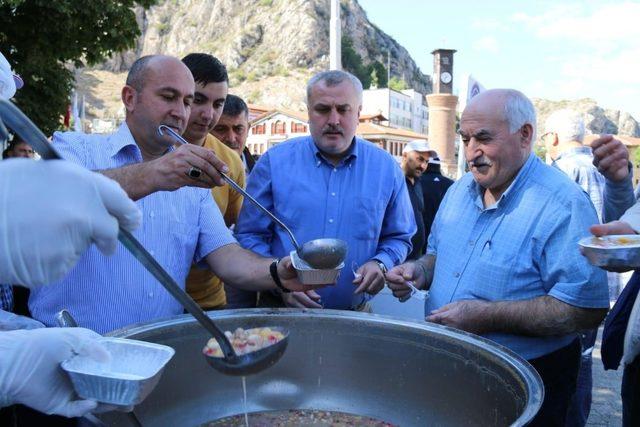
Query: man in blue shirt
[
  {"left": 386, "top": 89, "right": 609, "bottom": 426},
  {"left": 235, "top": 70, "right": 415, "bottom": 310},
  {"left": 29, "top": 55, "right": 317, "bottom": 335}
]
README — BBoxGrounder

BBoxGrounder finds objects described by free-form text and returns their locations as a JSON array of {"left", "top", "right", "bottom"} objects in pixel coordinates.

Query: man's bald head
[
  {"left": 126, "top": 55, "right": 193, "bottom": 92},
  {"left": 465, "top": 89, "right": 537, "bottom": 140}
]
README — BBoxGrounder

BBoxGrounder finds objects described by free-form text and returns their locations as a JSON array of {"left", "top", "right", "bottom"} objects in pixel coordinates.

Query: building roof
[
  {"left": 356, "top": 122, "right": 428, "bottom": 140},
  {"left": 584, "top": 134, "right": 640, "bottom": 147},
  {"left": 360, "top": 113, "right": 388, "bottom": 122},
  {"left": 250, "top": 108, "right": 308, "bottom": 125}
]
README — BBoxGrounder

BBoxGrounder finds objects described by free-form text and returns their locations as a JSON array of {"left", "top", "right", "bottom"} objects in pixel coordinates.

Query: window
[
  {"left": 291, "top": 122, "right": 307, "bottom": 133},
  {"left": 272, "top": 120, "right": 286, "bottom": 135},
  {"left": 252, "top": 124, "right": 266, "bottom": 135}
]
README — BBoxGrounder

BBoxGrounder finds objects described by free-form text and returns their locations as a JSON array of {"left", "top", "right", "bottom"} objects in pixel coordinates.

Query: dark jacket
[{"left": 419, "top": 164, "right": 454, "bottom": 253}]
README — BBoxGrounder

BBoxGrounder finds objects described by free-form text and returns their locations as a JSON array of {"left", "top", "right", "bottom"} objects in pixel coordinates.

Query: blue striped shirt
[
  {"left": 426, "top": 153, "right": 609, "bottom": 360},
  {"left": 235, "top": 136, "right": 415, "bottom": 309},
  {"left": 552, "top": 145, "right": 634, "bottom": 223},
  {"left": 29, "top": 124, "right": 236, "bottom": 334}
]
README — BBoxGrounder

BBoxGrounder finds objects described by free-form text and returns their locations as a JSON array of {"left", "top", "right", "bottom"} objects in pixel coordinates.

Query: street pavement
[{"left": 586, "top": 327, "right": 623, "bottom": 426}]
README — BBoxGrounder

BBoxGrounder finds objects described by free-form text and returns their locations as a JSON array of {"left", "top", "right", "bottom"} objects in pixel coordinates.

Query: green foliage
[
  {"left": 0, "top": 0, "right": 157, "bottom": 135},
  {"left": 341, "top": 36, "right": 387, "bottom": 89},
  {"left": 259, "top": 0, "right": 273, "bottom": 6},
  {"left": 630, "top": 146, "right": 640, "bottom": 167},
  {"left": 388, "top": 76, "right": 407, "bottom": 91},
  {"left": 534, "top": 144, "right": 546, "bottom": 161}
]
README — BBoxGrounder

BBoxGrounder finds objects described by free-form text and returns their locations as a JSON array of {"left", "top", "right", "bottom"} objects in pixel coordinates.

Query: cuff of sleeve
[{"left": 373, "top": 253, "right": 393, "bottom": 272}]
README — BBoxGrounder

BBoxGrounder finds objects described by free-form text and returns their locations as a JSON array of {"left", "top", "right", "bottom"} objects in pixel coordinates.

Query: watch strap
[{"left": 270, "top": 258, "right": 290, "bottom": 293}]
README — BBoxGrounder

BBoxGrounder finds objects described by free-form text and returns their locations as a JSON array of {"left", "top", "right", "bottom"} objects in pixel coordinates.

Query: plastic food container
[
  {"left": 61, "top": 337, "right": 175, "bottom": 406},
  {"left": 290, "top": 250, "right": 343, "bottom": 285},
  {"left": 579, "top": 235, "right": 640, "bottom": 268}
]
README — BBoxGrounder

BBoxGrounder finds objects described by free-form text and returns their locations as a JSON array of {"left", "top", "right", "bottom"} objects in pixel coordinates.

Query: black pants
[
  {"left": 527, "top": 339, "right": 581, "bottom": 427},
  {"left": 622, "top": 354, "right": 640, "bottom": 427}
]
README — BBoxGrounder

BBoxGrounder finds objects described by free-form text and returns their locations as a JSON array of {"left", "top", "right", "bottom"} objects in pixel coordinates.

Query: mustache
[
  {"left": 322, "top": 124, "right": 344, "bottom": 135},
  {"left": 468, "top": 157, "right": 493, "bottom": 168}
]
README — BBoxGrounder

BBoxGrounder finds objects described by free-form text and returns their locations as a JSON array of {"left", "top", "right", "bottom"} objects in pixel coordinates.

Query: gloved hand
[
  {"left": 0, "top": 327, "right": 110, "bottom": 417},
  {"left": 0, "top": 159, "right": 142, "bottom": 287},
  {"left": 0, "top": 309, "right": 45, "bottom": 331}
]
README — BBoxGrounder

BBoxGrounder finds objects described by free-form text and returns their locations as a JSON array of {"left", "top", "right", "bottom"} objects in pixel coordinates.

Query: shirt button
[
  {"left": 149, "top": 251, "right": 155, "bottom": 256},
  {"left": 150, "top": 211, "right": 155, "bottom": 218},
  {"left": 454, "top": 272, "right": 460, "bottom": 278},
  {"left": 468, "top": 240, "right": 474, "bottom": 246},
  {"left": 148, "top": 292, "right": 154, "bottom": 298},
  {"left": 331, "top": 192, "right": 336, "bottom": 196},
  {"left": 328, "top": 219, "right": 334, "bottom": 223},
  {"left": 333, "top": 168, "right": 337, "bottom": 172}
]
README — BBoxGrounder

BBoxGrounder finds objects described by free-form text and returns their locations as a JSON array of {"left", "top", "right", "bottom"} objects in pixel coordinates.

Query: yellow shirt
[{"left": 185, "top": 134, "right": 245, "bottom": 308}]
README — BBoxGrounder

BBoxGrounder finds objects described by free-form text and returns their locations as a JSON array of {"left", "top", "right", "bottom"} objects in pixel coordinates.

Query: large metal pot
[{"left": 100, "top": 309, "right": 543, "bottom": 426}]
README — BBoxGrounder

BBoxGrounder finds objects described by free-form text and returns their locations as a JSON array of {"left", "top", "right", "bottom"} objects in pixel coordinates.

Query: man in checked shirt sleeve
[{"left": 386, "top": 89, "right": 610, "bottom": 426}]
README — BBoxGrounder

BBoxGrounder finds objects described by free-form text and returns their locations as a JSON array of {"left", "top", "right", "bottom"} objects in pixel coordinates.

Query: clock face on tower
[{"left": 440, "top": 71, "right": 452, "bottom": 84}]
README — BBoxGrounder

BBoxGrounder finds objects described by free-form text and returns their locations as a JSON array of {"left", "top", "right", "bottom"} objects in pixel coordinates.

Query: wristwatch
[{"left": 374, "top": 260, "right": 387, "bottom": 274}]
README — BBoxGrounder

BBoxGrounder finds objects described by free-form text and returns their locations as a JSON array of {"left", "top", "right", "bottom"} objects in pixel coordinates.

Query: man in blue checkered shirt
[{"left": 387, "top": 89, "right": 611, "bottom": 426}]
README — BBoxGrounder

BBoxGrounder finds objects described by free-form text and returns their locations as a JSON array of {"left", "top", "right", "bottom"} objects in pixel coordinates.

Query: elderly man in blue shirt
[
  {"left": 386, "top": 89, "right": 609, "bottom": 426},
  {"left": 235, "top": 70, "right": 415, "bottom": 310}
]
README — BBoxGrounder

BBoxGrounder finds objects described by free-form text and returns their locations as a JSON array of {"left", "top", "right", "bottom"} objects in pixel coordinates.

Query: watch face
[{"left": 440, "top": 72, "right": 452, "bottom": 84}]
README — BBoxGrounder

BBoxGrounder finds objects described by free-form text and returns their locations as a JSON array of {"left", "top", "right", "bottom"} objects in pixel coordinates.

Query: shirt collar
[
  {"left": 468, "top": 152, "right": 538, "bottom": 210},
  {"left": 107, "top": 122, "right": 176, "bottom": 160},
  {"left": 311, "top": 137, "right": 358, "bottom": 168},
  {"left": 554, "top": 145, "right": 592, "bottom": 162}
]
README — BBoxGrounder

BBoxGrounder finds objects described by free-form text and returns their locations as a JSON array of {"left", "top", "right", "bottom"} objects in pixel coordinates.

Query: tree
[
  {"left": 341, "top": 36, "right": 387, "bottom": 90},
  {"left": 369, "top": 68, "right": 379, "bottom": 89},
  {"left": 0, "top": 0, "right": 157, "bottom": 135},
  {"left": 388, "top": 76, "right": 407, "bottom": 91}
]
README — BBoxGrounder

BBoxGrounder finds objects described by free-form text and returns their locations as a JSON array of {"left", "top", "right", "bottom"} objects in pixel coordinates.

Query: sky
[{"left": 357, "top": 0, "right": 640, "bottom": 119}]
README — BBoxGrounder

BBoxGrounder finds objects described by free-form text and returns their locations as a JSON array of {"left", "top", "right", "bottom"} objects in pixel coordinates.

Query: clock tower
[
  {"left": 426, "top": 48, "right": 458, "bottom": 177},
  {"left": 431, "top": 48, "right": 456, "bottom": 94}
]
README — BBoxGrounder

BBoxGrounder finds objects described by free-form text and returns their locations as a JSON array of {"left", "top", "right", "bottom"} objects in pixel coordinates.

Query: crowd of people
[{"left": 1, "top": 50, "right": 640, "bottom": 427}]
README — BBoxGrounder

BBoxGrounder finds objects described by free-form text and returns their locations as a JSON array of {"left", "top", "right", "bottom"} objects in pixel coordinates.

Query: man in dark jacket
[{"left": 420, "top": 155, "right": 453, "bottom": 253}]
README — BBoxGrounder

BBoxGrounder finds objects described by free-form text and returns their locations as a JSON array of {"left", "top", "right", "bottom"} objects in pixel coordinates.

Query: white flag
[
  {"left": 457, "top": 74, "right": 486, "bottom": 179},
  {"left": 72, "top": 91, "right": 82, "bottom": 132}
]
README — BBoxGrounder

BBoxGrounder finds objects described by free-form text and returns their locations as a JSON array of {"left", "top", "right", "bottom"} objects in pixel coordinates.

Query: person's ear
[
  {"left": 520, "top": 123, "right": 534, "bottom": 146},
  {"left": 121, "top": 86, "right": 138, "bottom": 113}
]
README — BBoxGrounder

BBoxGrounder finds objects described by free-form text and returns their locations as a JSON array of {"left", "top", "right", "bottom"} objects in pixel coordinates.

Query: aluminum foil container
[
  {"left": 579, "top": 234, "right": 640, "bottom": 268},
  {"left": 61, "top": 337, "right": 175, "bottom": 406},
  {"left": 290, "top": 250, "right": 343, "bottom": 285}
]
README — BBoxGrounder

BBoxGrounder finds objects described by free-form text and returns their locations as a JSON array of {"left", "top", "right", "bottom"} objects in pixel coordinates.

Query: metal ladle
[
  {"left": 158, "top": 125, "right": 347, "bottom": 269},
  {"left": 0, "top": 99, "right": 287, "bottom": 376}
]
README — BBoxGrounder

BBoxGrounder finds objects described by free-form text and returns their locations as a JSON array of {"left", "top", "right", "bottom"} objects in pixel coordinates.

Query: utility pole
[{"left": 329, "top": 0, "right": 342, "bottom": 70}]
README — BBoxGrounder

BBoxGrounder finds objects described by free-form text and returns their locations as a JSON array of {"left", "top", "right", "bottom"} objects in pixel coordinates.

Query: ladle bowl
[
  {"left": 298, "top": 238, "right": 347, "bottom": 270},
  {"left": 204, "top": 327, "right": 289, "bottom": 376}
]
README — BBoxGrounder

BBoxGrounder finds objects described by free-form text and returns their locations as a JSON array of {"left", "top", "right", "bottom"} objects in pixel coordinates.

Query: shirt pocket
[
  {"left": 165, "top": 221, "right": 199, "bottom": 275},
  {"left": 470, "top": 246, "right": 515, "bottom": 301},
  {"left": 352, "top": 196, "right": 385, "bottom": 240}
]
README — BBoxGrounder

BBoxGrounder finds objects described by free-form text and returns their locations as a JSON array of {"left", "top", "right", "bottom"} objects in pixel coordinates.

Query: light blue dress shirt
[
  {"left": 426, "top": 153, "right": 609, "bottom": 360},
  {"left": 235, "top": 136, "right": 415, "bottom": 309},
  {"left": 553, "top": 145, "right": 634, "bottom": 223},
  {"left": 29, "top": 123, "right": 236, "bottom": 334}
]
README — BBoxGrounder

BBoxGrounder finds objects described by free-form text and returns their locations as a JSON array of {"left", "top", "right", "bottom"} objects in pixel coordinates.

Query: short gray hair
[
  {"left": 502, "top": 89, "right": 537, "bottom": 141},
  {"left": 306, "top": 70, "right": 363, "bottom": 105},
  {"left": 544, "top": 109, "right": 585, "bottom": 143}
]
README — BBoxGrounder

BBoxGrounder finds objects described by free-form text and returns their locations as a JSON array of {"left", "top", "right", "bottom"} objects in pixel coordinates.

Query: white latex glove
[
  {"left": 0, "top": 309, "right": 44, "bottom": 331},
  {"left": 0, "top": 327, "right": 110, "bottom": 417},
  {"left": 0, "top": 159, "right": 142, "bottom": 287}
]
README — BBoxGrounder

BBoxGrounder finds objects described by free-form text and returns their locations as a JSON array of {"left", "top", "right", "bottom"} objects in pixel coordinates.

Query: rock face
[
  {"left": 534, "top": 98, "right": 640, "bottom": 137},
  {"left": 96, "top": 0, "right": 431, "bottom": 111}
]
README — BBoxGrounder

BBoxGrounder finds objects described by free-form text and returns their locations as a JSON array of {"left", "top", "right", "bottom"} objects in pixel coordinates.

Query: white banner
[{"left": 457, "top": 74, "right": 486, "bottom": 179}]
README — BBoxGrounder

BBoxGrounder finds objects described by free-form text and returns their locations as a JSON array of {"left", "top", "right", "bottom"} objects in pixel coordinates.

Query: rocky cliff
[
  {"left": 533, "top": 98, "right": 640, "bottom": 138},
  {"left": 93, "top": 0, "right": 430, "bottom": 111}
]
